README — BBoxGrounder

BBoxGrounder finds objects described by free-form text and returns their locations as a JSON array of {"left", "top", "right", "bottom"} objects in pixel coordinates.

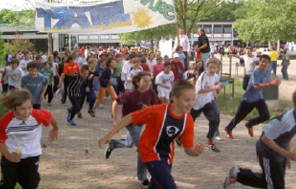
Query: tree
[
  {"left": 0, "top": 33, "right": 5, "bottom": 67},
  {"left": 234, "top": 0, "right": 296, "bottom": 43},
  {"left": 4, "top": 35, "right": 35, "bottom": 56}
]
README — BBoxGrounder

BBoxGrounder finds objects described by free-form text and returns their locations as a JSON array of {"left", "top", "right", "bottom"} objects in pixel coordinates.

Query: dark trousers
[
  {"left": 1, "top": 84, "right": 8, "bottom": 94},
  {"left": 281, "top": 64, "right": 289, "bottom": 80},
  {"left": 8, "top": 86, "right": 16, "bottom": 91},
  {"left": 88, "top": 88, "right": 96, "bottom": 111},
  {"left": 44, "top": 85, "right": 53, "bottom": 103},
  {"left": 243, "top": 74, "right": 251, "bottom": 91},
  {"left": 237, "top": 150, "right": 286, "bottom": 189},
  {"left": 183, "top": 51, "right": 188, "bottom": 71},
  {"left": 68, "top": 96, "right": 83, "bottom": 120},
  {"left": 0, "top": 156, "right": 40, "bottom": 189},
  {"left": 62, "top": 79, "right": 68, "bottom": 104},
  {"left": 53, "top": 76, "right": 59, "bottom": 93},
  {"left": 190, "top": 101, "right": 220, "bottom": 140},
  {"left": 33, "top": 104, "right": 41, "bottom": 110},
  {"left": 112, "top": 76, "right": 123, "bottom": 95},
  {"left": 226, "top": 99, "right": 270, "bottom": 132},
  {"left": 145, "top": 161, "right": 177, "bottom": 189}
]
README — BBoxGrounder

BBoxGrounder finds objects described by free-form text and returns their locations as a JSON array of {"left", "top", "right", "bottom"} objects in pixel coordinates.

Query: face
[
  {"left": 14, "top": 100, "right": 32, "bottom": 121},
  {"left": 28, "top": 68, "right": 38, "bottom": 78},
  {"left": 178, "top": 28, "right": 184, "bottom": 35},
  {"left": 11, "top": 63, "right": 18, "bottom": 69},
  {"left": 149, "top": 53, "right": 154, "bottom": 59},
  {"left": 196, "top": 61, "right": 203, "bottom": 68},
  {"left": 157, "top": 58, "right": 162, "bottom": 64},
  {"left": 137, "top": 75, "right": 152, "bottom": 92},
  {"left": 25, "top": 53, "right": 30, "bottom": 60},
  {"left": 164, "top": 56, "right": 169, "bottom": 63},
  {"left": 110, "top": 60, "right": 116, "bottom": 68},
  {"left": 133, "top": 61, "right": 140, "bottom": 68},
  {"left": 80, "top": 70, "right": 89, "bottom": 78},
  {"left": 259, "top": 58, "right": 270, "bottom": 72},
  {"left": 246, "top": 49, "right": 252, "bottom": 55},
  {"left": 172, "top": 89, "right": 196, "bottom": 114},
  {"left": 207, "top": 63, "right": 218, "bottom": 75},
  {"left": 89, "top": 62, "right": 95, "bottom": 69},
  {"left": 164, "top": 65, "right": 171, "bottom": 73},
  {"left": 37, "top": 58, "right": 43, "bottom": 64},
  {"left": 115, "top": 56, "right": 122, "bottom": 63},
  {"left": 45, "top": 63, "right": 51, "bottom": 69}
]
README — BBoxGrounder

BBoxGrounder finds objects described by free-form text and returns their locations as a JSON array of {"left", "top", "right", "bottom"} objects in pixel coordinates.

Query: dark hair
[
  {"left": 0, "top": 88, "right": 33, "bottom": 109},
  {"left": 23, "top": 51, "right": 30, "bottom": 55},
  {"left": 164, "top": 62, "right": 171, "bottom": 68},
  {"left": 53, "top": 51, "right": 59, "bottom": 57},
  {"left": 27, "top": 61, "right": 39, "bottom": 70},
  {"left": 129, "top": 52, "right": 137, "bottom": 60},
  {"left": 171, "top": 80, "right": 195, "bottom": 97},
  {"left": 11, "top": 58, "right": 19, "bottom": 66},
  {"left": 293, "top": 91, "right": 296, "bottom": 108},
  {"left": 140, "top": 57, "right": 147, "bottom": 63},
  {"left": 67, "top": 55, "right": 75, "bottom": 63},
  {"left": 106, "top": 57, "right": 115, "bottom": 67},
  {"left": 81, "top": 64, "right": 89, "bottom": 72},
  {"left": 36, "top": 55, "right": 42, "bottom": 60},
  {"left": 88, "top": 58, "right": 96, "bottom": 65},
  {"left": 44, "top": 61, "right": 52, "bottom": 67},
  {"left": 260, "top": 54, "right": 271, "bottom": 62},
  {"left": 115, "top": 53, "right": 122, "bottom": 58},
  {"left": 132, "top": 71, "right": 151, "bottom": 89},
  {"left": 176, "top": 45, "right": 183, "bottom": 51}
]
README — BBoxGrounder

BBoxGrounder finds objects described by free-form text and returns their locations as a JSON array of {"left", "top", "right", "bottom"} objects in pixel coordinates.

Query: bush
[{"left": 3, "top": 34, "right": 35, "bottom": 57}]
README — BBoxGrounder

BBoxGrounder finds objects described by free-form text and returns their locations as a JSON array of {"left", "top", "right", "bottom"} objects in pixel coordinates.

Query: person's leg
[
  {"left": 183, "top": 51, "right": 188, "bottom": 71},
  {"left": 107, "top": 85, "right": 118, "bottom": 101},
  {"left": 18, "top": 156, "right": 40, "bottom": 189},
  {"left": 248, "top": 99, "right": 270, "bottom": 127},
  {"left": 226, "top": 100, "right": 255, "bottom": 132},
  {"left": 53, "top": 76, "right": 59, "bottom": 93},
  {"left": 145, "top": 161, "right": 177, "bottom": 189},
  {"left": 268, "top": 159, "right": 286, "bottom": 189},
  {"left": 88, "top": 88, "right": 96, "bottom": 112},
  {"left": 201, "top": 52, "right": 210, "bottom": 71},
  {"left": 8, "top": 85, "right": 16, "bottom": 91},
  {"left": 190, "top": 108, "right": 203, "bottom": 122},
  {"left": 203, "top": 102, "right": 220, "bottom": 141},
  {"left": 47, "top": 85, "right": 54, "bottom": 103},
  {"left": 0, "top": 156, "right": 18, "bottom": 189},
  {"left": 68, "top": 96, "right": 80, "bottom": 120},
  {"left": 271, "top": 61, "right": 277, "bottom": 74}
]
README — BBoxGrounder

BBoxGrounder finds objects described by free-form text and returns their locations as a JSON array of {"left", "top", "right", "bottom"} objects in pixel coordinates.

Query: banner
[{"left": 35, "top": 0, "right": 176, "bottom": 34}]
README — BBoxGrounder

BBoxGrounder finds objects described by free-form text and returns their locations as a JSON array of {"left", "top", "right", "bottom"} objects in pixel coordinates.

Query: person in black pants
[
  {"left": 65, "top": 65, "right": 89, "bottom": 126},
  {"left": 223, "top": 91, "right": 296, "bottom": 189},
  {"left": 225, "top": 55, "right": 281, "bottom": 139}
]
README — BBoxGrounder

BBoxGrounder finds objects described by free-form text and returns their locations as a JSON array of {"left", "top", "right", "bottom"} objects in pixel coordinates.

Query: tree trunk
[
  {"left": 151, "top": 39, "right": 154, "bottom": 50},
  {"left": 48, "top": 33, "right": 52, "bottom": 55}
]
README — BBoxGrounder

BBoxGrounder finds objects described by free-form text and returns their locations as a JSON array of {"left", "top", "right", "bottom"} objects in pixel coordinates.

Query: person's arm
[
  {"left": 112, "top": 101, "right": 119, "bottom": 127},
  {"left": 184, "top": 143, "right": 204, "bottom": 156},
  {"left": 198, "top": 83, "right": 223, "bottom": 94},
  {"left": 0, "top": 143, "right": 21, "bottom": 163},
  {"left": 253, "top": 79, "right": 281, "bottom": 89},
  {"left": 40, "top": 79, "right": 48, "bottom": 102},
  {"left": 58, "top": 73, "right": 65, "bottom": 88},
  {"left": 261, "top": 134, "right": 296, "bottom": 161},
  {"left": 48, "top": 116, "right": 59, "bottom": 143},
  {"left": 98, "top": 114, "right": 132, "bottom": 148}
]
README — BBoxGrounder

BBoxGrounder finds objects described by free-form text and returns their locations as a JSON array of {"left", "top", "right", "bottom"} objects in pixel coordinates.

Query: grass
[{"left": 217, "top": 77, "right": 293, "bottom": 120}]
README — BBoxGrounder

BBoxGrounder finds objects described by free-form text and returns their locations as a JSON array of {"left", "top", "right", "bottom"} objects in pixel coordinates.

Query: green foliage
[
  {"left": 0, "top": 33, "right": 5, "bottom": 67},
  {"left": 234, "top": 0, "right": 296, "bottom": 42},
  {"left": 0, "top": 9, "right": 35, "bottom": 28},
  {"left": 217, "top": 78, "right": 292, "bottom": 120},
  {"left": 4, "top": 35, "right": 35, "bottom": 56}
]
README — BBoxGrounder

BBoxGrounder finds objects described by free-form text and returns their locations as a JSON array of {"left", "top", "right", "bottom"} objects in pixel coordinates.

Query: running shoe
[
  {"left": 206, "top": 144, "right": 220, "bottom": 152},
  {"left": 77, "top": 112, "right": 83, "bottom": 119},
  {"left": 66, "top": 108, "right": 72, "bottom": 121},
  {"left": 88, "top": 110, "right": 96, "bottom": 117},
  {"left": 215, "top": 136, "right": 224, "bottom": 141},
  {"left": 141, "top": 179, "right": 150, "bottom": 188},
  {"left": 68, "top": 119, "right": 77, "bottom": 126},
  {"left": 245, "top": 123, "right": 254, "bottom": 137},
  {"left": 223, "top": 166, "right": 240, "bottom": 188},
  {"left": 104, "top": 143, "right": 113, "bottom": 159},
  {"left": 224, "top": 128, "right": 234, "bottom": 139},
  {"left": 99, "top": 104, "right": 104, "bottom": 109}
]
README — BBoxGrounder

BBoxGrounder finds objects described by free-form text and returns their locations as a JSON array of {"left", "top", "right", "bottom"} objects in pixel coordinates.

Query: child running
[
  {"left": 104, "top": 72, "right": 160, "bottom": 187},
  {"left": 124, "top": 57, "right": 143, "bottom": 92},
  {"left": 99, "top": 80, "right": 204, "bottom": 189},
  {"left": 223, "top": 91, "right": 296, "bottom": 189},
  {"left": 0, "top": 89, "right": 58, "bottom": 189},
  {"left": 190, "top": 58, "right": 224, "bottom": 152},
  {"left": 155, "top": 63, "right": 175, "bottom": 104},
  {"left": 225, "top": 55, "right": 281, "bottom": 139},
  {"left": 6, "top": 58, "right": 23, "bottom": 91},
  {"left": 40, "top": 62, "right": 54, "bottom": 106}
]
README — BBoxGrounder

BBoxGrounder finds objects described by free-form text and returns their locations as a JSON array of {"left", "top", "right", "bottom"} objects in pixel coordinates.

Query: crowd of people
[{"left": 0, "top": 27, "right": 295, "bottom": 189}]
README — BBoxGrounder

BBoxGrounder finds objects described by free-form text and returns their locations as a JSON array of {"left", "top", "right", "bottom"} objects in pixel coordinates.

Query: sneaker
[
  {"left": 104, "top": 143, "right": 113, "bottom": 159},
  {"left": 66, "top": 108, "right": 72, "bottom": 121},
  {"left": 245, "top": 123, "right": 254, "bottom": 137},
  {"left": 176, "top": 139, "right": 182, "bottom": 147},
  {"left": 68, "top": 119, "right": 77, "bottom": 126},
  {"left": 206, "top": 144, "right": 220, "bottom": 152},
  {"left": 224, "top": 128, "right": 234, "bottom": 139},
  {"left": 215, "top": 136, "right": 224, "bottom": 141},
  {"left": 99, "top": 104, "right": 104, "bottom": 109},
  {"left": 77, "top": 112, "right": 83, "bottom": 119},
  {"left": 223, "top": 166, "right": 240, "bottom": 188},
  {"left": 88, "top": 110, "right": 96, "bottom": 117},
  {"left": 141, "top": 179, "right": 150, "bottom": 188}
]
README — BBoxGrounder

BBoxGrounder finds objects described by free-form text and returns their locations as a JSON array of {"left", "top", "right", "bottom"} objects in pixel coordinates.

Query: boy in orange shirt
[{"left": 99, "top": 80, "right": 203, "bottom": 189}]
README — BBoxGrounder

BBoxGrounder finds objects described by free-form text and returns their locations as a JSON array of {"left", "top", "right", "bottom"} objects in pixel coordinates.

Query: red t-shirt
[
  {"left": 63, "top": 62, "right": 81, "bottom": 74},
  {"left": 170, "top": 60, "right": 184, "bottom": 80},
  {"left": 141, "top": 63, "right": 150, "bottom": 72},
  {"left": 132, "top": 104, "right": 194, "bottom": 164}
]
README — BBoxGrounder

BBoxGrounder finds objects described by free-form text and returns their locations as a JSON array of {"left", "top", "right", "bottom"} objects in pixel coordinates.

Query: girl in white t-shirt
[{"left": 155, "top": 63, "right": 174, "bottom": 104}]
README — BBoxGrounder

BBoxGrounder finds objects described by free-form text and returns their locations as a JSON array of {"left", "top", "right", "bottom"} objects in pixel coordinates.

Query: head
[
  {"left": 198, "top": 28, "right": 205, "bottom": 36},
  {"left": 88, "top": 58, "right": 96, "bottom": 69},
  {"left": 173, "top": 53, "right": 179, "bottom": 61},
  {"left": 148, "top": 52, "right": 154, "bottom": 60},
  {"left": 24, "top": 51, "right": 30, "bottom": 60},
  {"left": 195, "top": 59, "right": 203, "bottom": 69},
  {"left": 74, "top": 51, "right": 79, "bottom": 58},
  {"left": 156, "top": 57, "right": 163, "bottom": 64},
  {"left": 47, "top": 55, "right": 54, "bottom": 63},
  {"left": 11, "top": 58, "right": 19, "bottom": 69},
  {"left": 106, "top": 57, "right": 116, "bottom": 68},
  {"left": 0, "top": 89, "right": 33, "bottom": 121},
  {"left": 206, "top": 58, "right": 220, "bottom": 75},
  {"left": 140, "top": 57, "right": 147, "bottom": 64},
  {"left": 259, "top": 54, "right": 270, "bottom": 72},
  {"left": 44, "top": 61, "right": 52, "bottom": 70},
  {"left": 53, "top": 51, "right": 59, "bottom": 58},
  {"left": 80, "top": 64, "right": 89, "bottom": 79},
  {"left": 164, "top": 63, "right": 171, "bottom": 74},
  {"left": 115, "top": 53, "right": 122, "bottom": 63},
  {"left": 178, "top": 28, "right": 184, "bottom": 35},
  {"left": 27, "top": 61, "right": 39, "bottom": 78},
  {"left": 132, "top": 72, "right": 152, "bottom": 92},
  {"left": 67, "top": 55, "right": 75, "bottom": 64},
  {"left": 245, "top": 47, "right": 252, "bottom": 55},
  {"left": 176, "top": 46, "right": 183, "bottom": 53},
  {"left": 132, "top": 57, "right": 140, "bottom": 68},
  {"left": 164, "top": 55, "right": 170, "bottom": 63},
  {"left": 36, "top": 55, "right": 43, "bottom": 64},
  {"left": 171, "top": 80, "right": 196, "bottom": 114}
]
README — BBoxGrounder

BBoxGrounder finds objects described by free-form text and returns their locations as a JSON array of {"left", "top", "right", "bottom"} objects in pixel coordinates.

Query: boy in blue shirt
[
  {"left": 21, "top": 61, "right": 48, "bottom": 109},
  {"left": 225, "top": 55, "right": 281, "bottom": 139}
]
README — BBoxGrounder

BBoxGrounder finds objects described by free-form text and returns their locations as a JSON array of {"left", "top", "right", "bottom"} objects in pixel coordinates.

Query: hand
[
  {"left": 164, "top": 85, "right": 170, "bottom": 89},
  {"left": 48, "top": 128, "right": 58, "bottom": 143},
  {"left": 287, "top": 159, "right": 291, "bottom": 169},
  {"left": 286, "top": 151, "right": 296, "bottom": 161},
  {"left": 215, "top": 83, "right": 224, "bottom": 90},
  {"left": 85, "top": 87, "right": 90, "bottom": 92},
  {"left": 6, "top": 152, "right": 21, "bottom": 163},
  {"left": 89, "top": 74, "right": 94, "bottom": 79},
  {"left": 213, "top": 93, "right": 218, "bottom": 101},
  {"left": 269, "top": 79, "right": 281, "bottom": 86},
  {"left": 57, "top": 84, "right": 62, "bottom": 89},
  {"left": 194, "top": 143, "right": 204, "bottom": 156},
  {"left": 98, "top": 137, "right": 111, "bottom": 148}
]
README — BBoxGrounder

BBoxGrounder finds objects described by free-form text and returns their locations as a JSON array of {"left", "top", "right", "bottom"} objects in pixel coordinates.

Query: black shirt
[{"left": 198, "top": 34, "right": 210, "bottom": 53}]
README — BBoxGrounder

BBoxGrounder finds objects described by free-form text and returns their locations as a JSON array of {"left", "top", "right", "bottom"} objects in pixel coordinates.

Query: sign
[{"left": 35, "top": 0, "right": 176, "bottom": 34}]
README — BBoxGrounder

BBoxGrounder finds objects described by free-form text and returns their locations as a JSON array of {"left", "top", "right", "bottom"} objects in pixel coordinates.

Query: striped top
[{"left": 66, "top": 74, "right": 88, "bottom": 97}]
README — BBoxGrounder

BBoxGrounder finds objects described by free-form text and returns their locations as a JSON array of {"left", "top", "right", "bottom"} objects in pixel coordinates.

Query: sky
[{"left": 0, "top": 0, "right": 34, "bottom": 10}]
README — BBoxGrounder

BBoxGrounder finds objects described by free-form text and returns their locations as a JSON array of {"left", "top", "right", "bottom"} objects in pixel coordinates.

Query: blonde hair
[{"left": 0, "top": 89, "right": 33, "bottom": 109}]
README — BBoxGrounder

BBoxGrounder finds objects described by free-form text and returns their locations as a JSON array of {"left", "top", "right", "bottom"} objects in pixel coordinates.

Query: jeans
[
  {"left": 145, "top": 161, "right": 177, "bottom": 189},
  {"left": 270, "top": 61, "right": 277, "bottom": 74},
  {"left": 281, "top": 64, "right": 289, "bottom": 80},
  {"left": 190, "top": 101, "right": 220, "bottom": 140},
  {"left": 226, "top": 99, "right": 270, "bottom": 132},
  {"left": 88, "top": 87, "right": 96, "bottom": 111},
  {"left": 109, "top": 125, "right": 147, "bottom": 181},
  {"left": 183, "top": 51, "right": 188, "bottom": 71},
  {"left": 201, "top": 52, "right": 210, "bottom": 71}
]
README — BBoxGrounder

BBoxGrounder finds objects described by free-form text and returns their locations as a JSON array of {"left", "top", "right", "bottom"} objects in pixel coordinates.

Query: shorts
[{"left": 158, "top": 90, "right": 170, "bottom": 99}]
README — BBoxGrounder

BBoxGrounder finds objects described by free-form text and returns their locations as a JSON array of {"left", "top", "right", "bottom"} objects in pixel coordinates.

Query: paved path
[{"left": 38, "top": 97, "right": 296, "bottom": 189}]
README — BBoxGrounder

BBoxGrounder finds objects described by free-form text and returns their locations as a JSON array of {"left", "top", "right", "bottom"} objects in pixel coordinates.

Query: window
[
  {"left": 100, "top": 34, "right": 109, "bottom": 40},
  {"left": 213, "top": 25, "right": 223, "bottom": 34},
  {"left": 223, "top": 25, "right": 232, "bottom": 34},
  {"left": 203, "top": 25, "right": 212, "bottom": 34}
]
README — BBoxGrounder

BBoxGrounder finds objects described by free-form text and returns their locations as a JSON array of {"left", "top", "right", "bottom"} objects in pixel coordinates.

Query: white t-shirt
[
  {"left": 51, "top": 62, "right": 58, "bottom": 76},
  {"left": 125, "top": 66, "right": 143, "bottom": 91},
  {"left": 19, "top": 59, "right": 31, "bottom": 70},
  {"left": 146, "top": 59, "right": 156, "bottom": 72},
  {"left": 193, "top": 71, "right": 220, "bottom": 110},
  {"left": 121, "top": 60, "right": 131, "bottom": 81},
  {"left": 7, "top": 67, "right": 24, "bottom": 88},
  {"left": 240, "top": 54, "right": 256, "bottom": 75},
  {"left": 155, "top": 71, "right": 175, "bottom": 92}
]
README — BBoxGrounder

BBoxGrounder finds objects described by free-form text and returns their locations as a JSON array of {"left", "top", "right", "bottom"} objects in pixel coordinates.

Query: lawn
[{"left": 217, "top": 77, "right": 293, "bottom": 120}]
